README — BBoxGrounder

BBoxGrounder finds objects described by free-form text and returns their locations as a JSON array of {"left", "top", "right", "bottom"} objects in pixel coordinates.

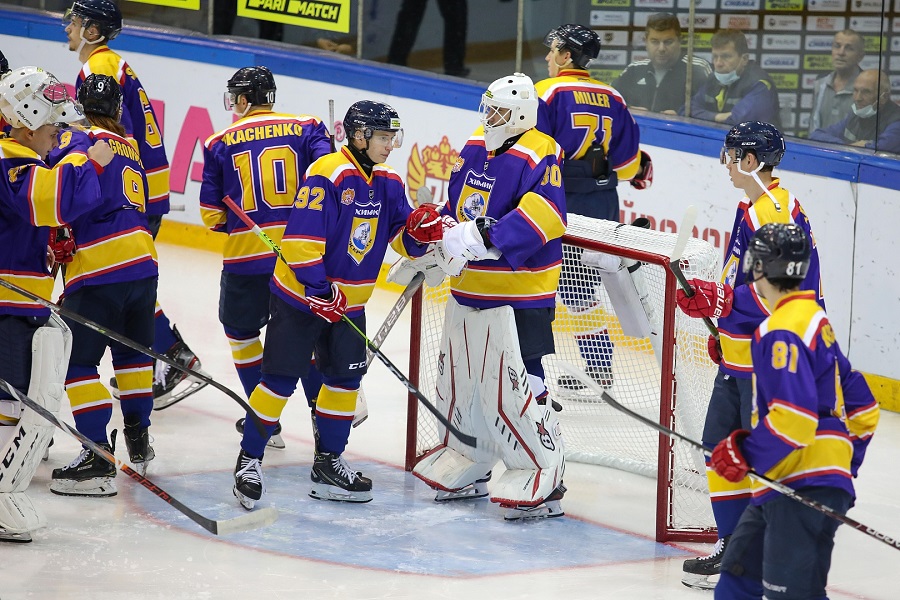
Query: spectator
[
  {"left": 809, "top": 29, "right": 865, "bottom": 134},
  {"left": 810, "top": 70, "right": 900, "bottom": 154},
  {"left": 613, "top": 13, "right": 711, "bottom": 113},
  {"left": 684, "top": 29, "right": 780, "bottom": 127},
  {"left": 387, "top": 0, "right": 469, "bottom": 77},
  {"left": 213, "top": 0, "right": 284, "bottom": 42}
]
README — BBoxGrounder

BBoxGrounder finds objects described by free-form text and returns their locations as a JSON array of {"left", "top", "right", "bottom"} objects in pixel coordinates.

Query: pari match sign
[{"left": 238, "top": 0, "right": 350, "bottom": 32}]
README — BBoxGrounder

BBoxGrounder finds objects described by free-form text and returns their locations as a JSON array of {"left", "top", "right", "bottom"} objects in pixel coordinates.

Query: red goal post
[{"left": 405, "top": 215, "right": 721, "bottom": 543}]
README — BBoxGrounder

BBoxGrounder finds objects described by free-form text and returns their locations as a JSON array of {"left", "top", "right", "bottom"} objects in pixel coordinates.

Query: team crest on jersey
[
  {"left": 536, "top": 418, "right": 555, "bottom": 451},
  {"left": 348, "top": 215, "right": 378, "bottom": 265},
  {"left": 452, "top": 156, "right": 464, "bottom": 173},
  {"left": 341, "top": 189, "right": 355, "bottom": 205},
  {"left": 456, "top": 169, "right": 494, "bottom": 222}
]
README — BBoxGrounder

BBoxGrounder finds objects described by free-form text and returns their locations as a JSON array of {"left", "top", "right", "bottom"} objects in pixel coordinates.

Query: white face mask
[
  {"left": 715, "top": 70, "right": 740, "bottom": 86},
  {"left": 851, "top": 102, "right": 877, "bottom": 118}
]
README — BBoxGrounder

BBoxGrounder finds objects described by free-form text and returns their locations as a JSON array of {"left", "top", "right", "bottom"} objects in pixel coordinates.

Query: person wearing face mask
[
  {"left": 808, "top": 29, "right": 865, "bottom": 134},
  {"left": 684, "top": 29, "right": 780, "bottom": 127},
  {"left": 200, "top": 66, "right": 332, "bottom": 452},
  {"left": 810, "top": 69, "right": 900, "bottom": 154}
]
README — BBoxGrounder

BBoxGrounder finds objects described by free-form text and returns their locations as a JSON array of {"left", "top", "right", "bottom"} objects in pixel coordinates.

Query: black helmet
[
  {"left": 0, "top": 50, "right": 9, "bottom": 76},
  {"left": 64, "top": 0, "right": 123, "bottom": 41},
  {"left": 78, "top": 73, "right": 122, "bottom": 118},
  {"left": 544, "top": 24, "right": 601, "bottom": 69},
  {"left": 343, "top": 100, "right": 403, "bottom": 147},
  {"left": 721, "top": 121, "right": 785, "bottom": 167},
  {"left": 742, "top": 223, "right": 810, "bottom": 282},
  {"left": 225, "top": 66, "right": 276, "bottom": 108}
]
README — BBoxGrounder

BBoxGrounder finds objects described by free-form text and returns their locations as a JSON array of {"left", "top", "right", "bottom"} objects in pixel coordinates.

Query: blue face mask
[
  {"left": 851, "top": 102, "right": 877, "bottom": 118},
  {"left": 715, "top": 70, "right": 740, "bottom": 86}
]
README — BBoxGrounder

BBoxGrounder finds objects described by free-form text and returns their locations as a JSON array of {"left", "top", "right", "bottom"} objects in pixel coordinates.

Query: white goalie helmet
[
  {"left": 479, "top": 72, "right": 538, "bottom": 151},
  {"left": 0, "top": 66, "right": 83, "bottom": 131}
]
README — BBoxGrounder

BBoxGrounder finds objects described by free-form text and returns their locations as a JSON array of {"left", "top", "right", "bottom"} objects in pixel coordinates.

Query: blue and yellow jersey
[
  {"left": 200, "top": 111, "right": 331, "bottom": 275},
  {"left": 271, "top": 146, "right": 426, "bottom": 315},
  {"left": 534, "top": 68, "right": 641, "bottom": 180},
  {"left": 79, "top": 46, "right": 170, "bottom": 215},
  {"left": 48, "top": 127, "right": 158, "bottom": 294},
  {"left": 744, "top": 291, "right": 879, "bottom": 504},
  {"left": 443, "top": 127, "right": 566, "bottom": 310},
  {"left": 0, "top": 136, "right": 103, "bottom": 316},
  {"left": 717, "top": 180, "right": 822, "bottom": 377}
]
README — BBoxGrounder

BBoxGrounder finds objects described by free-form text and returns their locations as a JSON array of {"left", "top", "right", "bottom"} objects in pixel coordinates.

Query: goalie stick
[
  {"left": 0, "top": 277, "right": 268, "bottom": 438},
  {"left": 667, "top": 205, "right": 719, "bottom": 339},
  {"left": 0, "top": 378, "right": 278, "bottom": 536},
  {"left": 557, "top": 362, "right": 900, "bottom": 553},
  {"left": 221, "top": 195, "right": 479, "bottom": 449}
]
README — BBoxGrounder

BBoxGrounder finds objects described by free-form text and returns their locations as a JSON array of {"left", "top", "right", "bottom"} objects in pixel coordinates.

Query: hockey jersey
[
  {"left": 744, "top": 291, "right": 879, "bottom": 504},
  {"left": 717, "top": 180, "right": 822, "bottom": 377},
  {"left": 271, "top": 146, "right": 426, "bottom": 316},
  {"left": 0, "top": 136, "right": 103, "bottom": 316},
  {"left": 48, "top": 126, "right": 158, "bottom": 295},
  {"left": 443, "top": 127, "right": 566, "bottom": 310},
  {"left": 78, "top": 46, "right": 170, "bottom": 215},
  {"left": 535, "top": 68, "right": 641, "bottom": 181},
  {"left": 200, "top": 111, "right": 331, "bottom": 275}
]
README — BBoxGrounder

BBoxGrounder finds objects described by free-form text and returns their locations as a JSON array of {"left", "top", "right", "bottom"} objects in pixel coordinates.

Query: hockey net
[{"left": 405, "top": 214, "right": 721, "bottom": 542}]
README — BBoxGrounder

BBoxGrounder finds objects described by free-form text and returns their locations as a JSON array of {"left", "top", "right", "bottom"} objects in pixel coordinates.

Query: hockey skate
[
  {"left": 151, "top": 326, "right": 206, "bottom": 410},
  {"left": 0, "top": 526, "right": 32, "bottom": 543},
  {"left": 434, "top": 472, "right": 491, "bottom": 502},
  {"left": 503, "top": 483, "right": 566, "bottom": 521},
  {"left": 309, "top": 452, "right": 372, "bottom": 503},
  {"left": 234, "top": 418, "right": 285, "bottom": 450},
  {"left": 681, "top": 535, "right": 730, "bottom": 590},
  {"left": 122, "top": 418, "right": 155, "bottom": 476},
  {"left": 233, "top": 450, "right": 265, "bottom": 510},
  {"left": 557, "top": 365, "right": 614, "bottom": 392},
  {"left": 50, "top": 434, "right": 117, "bottom": 497}
]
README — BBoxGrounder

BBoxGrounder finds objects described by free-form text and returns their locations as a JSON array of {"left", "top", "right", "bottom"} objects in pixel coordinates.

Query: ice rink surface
[{"left": 3, "top": 241, "right": 899, "bottom": 599}]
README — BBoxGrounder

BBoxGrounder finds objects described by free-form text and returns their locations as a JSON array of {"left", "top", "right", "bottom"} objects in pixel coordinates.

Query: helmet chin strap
[
  {"left": 76, "top": 25, "right": 106, "bottom": 55},
  {"left": 737, "top": 160, "right": 781, "bottom": 212}
]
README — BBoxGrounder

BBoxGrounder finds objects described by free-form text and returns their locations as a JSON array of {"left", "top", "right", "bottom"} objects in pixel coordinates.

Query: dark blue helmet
[
  {"left": 544, "top": 24, "right": 601, "bottom": 69},
  {"left": 721, "top": 121, "right": 785, "bottom": 167},
  {"left": 742, "top": 223, "right": 810, "bottom": 282},
  {"left": 225, "top": 66, "right": 276, "bottom": 108},
  {"left": 343, "top": 100, "right": 403, "bottom": 147},
  {"left": 64, "top": 0, "right": 123, "bottom": 41},
  {"left": 0, "top": 50, "right": 9, "bottom": 76},
  {"left": 78, "top": 73, "right": 122, "bottom": 118}
]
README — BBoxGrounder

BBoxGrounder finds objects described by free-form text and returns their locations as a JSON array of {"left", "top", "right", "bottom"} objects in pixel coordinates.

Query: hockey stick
[
  {"left": 221, "top": 195, "right": 478, "bottom": 449},
  {"left": 0, "top": 378, "right": 278, "bottom": 536},
  {"left": 0, "top": 277, "right": 268, "bottom": 438},
  {"left": 557, "top": 362, "right": 900, "bottom": 553},
  {"left": 328, "top": 99, "right": 336, "bottom": 152},
  {"left": 667, "top": 205, "right": 719, "bottom": 338}
]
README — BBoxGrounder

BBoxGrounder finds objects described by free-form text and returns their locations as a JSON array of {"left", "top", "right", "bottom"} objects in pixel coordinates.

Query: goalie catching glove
[
  {"left": 405, "top": 203, "right": 454, "bottom": 244},
  {"left": 676, "top": 279, "right": 733, "bottom": 319},
  {"left": 711, "top": 429, "right": 751, "bottom": 482},
  {"left": 442, "top": 217, "right": 501, "bottom": 261},
  {"left": 307, "top": 282, "right": 347, "bottom": 323}
]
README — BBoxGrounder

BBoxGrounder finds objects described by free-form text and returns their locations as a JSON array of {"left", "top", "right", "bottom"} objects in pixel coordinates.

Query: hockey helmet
[
  {"left": 721, "top": 121, "right": 785, "bottom": 167},
  {"left": 479, "top": 72, "right": 538, "bottom": 151},
  {"left": 544, "top": 24, "right": 601, "bottom": 69},
  {"left": 63, "top": 0, "right": 123, "bottom": 41},
  {"left": 0, "top": 50, "right": 9, "bottom": 77},
  {"left": 343, "top": 100, "right": 403, "bottom": 148},
  {"left": 0, "top": 66, "right": 84, "bottom": 130},
  {"left": 78, "top": 73, "right": 122, "bottom": 119},
  {"left": 742, "top": 223, "right": 810, "bottom": 282},
  {"left": 224, "top": 66, "right": 276, "bottom": 111}
]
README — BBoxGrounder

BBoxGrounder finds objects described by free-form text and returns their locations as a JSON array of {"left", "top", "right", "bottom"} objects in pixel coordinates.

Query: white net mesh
[{"left": 408, "top": 214, "right": 721, "bottom": 539}]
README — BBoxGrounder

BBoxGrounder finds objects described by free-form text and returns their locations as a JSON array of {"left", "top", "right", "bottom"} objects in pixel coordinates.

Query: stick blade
[
  {"left": 557, "top": 361, "right": 616, "bottom": 404},
  {"left": 670, "top": 204, "right": 698, "bottom": 264},
  {"left": 213, "top": 506, "right": 279, "bottom": 536}
]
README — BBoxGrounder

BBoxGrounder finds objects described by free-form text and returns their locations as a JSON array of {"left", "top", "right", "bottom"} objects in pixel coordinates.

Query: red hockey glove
[
  {"left": 711, "top": 429, "right": 751, "bottom": 482},
  {"left": 707, "top": 335, "right": 723, "bottom": 364},
  {"left": 676, "top": 279, "right": 734, "bottom": 319},
  {"left": 405, "top": 203, "right": 447, "bottom": 244},
  {"left": 49, "top": 225, "right": 76, "bottom": 264},
  {"left": 307, "top": 283, "right": 348, "bottom": 323},
  {"left": 629, "top": 151, "right": 653, "bottom": 190}
]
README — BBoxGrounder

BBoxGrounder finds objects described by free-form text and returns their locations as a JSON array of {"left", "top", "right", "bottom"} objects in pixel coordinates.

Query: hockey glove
[
  {"left": 629, "top": 151, "right": 653, "bottom": 190},
  {"left": 707, "top": 335, "right": 723, "bottom": 364},
  {"left": 442, "top": 217, "right": 501, "bottom": 261},
  {"left": 676, "top": 279, "right": 734, "bottom": 319},
  {"left": 49, "top": 225, "right": 76, "bottom": 264},
  {"left": 711, "top": 429, "right": 751, "bottom": 483},
  {"left": 307, "top": 283, "right": 348, "bottom": 323},
  {"left": 405, "top": 203, "right": 449, "bottom": 244}
]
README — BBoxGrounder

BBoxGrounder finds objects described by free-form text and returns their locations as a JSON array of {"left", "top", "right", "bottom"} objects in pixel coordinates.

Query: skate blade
[
  {"left": 50, "top": 477, "right": 118, "bottom": 498},
  {"left": 503, "top": 502, "right": 565, "bottom": 521},
  {"left": 0, "top": 530, "right": 33, "bottom": 543},
  {"left": 434, "top": 486, "right": 489, "bottom": 502},
  {"left": 153, "top": 380, "right": 208, "bottom": 411},
  {"left": 233, "top": 486, "right": 258, "bottom": 511},
  {"left": 130, "top": 459, "right": 152, "bottom": 477},
  {"left": 234, "top": 419, "right": 286, "bottom": 450},
  {"left": 309, "top": 484, "right": 372, "bottom": 503},
  {"left": 681, "top": 572, "right": 719, "bottom": 590}
]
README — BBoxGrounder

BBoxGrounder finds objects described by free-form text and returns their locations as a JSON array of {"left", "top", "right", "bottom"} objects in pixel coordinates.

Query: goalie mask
[
  {"left": 0, "top": 66, "right": 83, "bottom": 130},
  {"left": 343, "top": 100, "right": 404, "bottom": 148},
  {"left": 479, "top": 73, "right": 537, "bottom": 152},
  {"left": 544, "top": 24, "right": 602, "bottom": 69},
  {"left": 63, "top": 0, "right": 123, "bottom": 42},
  {"left": 742, "top": 223, "right": 810, "bottom": 283},
  {"left": 78, "top": 73, "right": 122, "bottom": 119},
  {"left": 224, "top": 66, "right": 276, "bottom": 116},
  {"left": 720, "top": 121, "right": 785, "bottom": 169}
]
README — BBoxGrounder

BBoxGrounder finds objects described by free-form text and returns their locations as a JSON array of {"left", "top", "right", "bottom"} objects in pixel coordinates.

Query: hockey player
[
  {"left": 409, "top": 73, "right": 568, "bottom": 520},
  {"left": 676, "top": 121, "right": 823, "bottom": 589},
  {"left": 0, "top": 66, "right": 111, "bottom": 540},
  {"left": 534, "top": 24, "right": 651, "bottom": 392},
  {"left": 64, "top": 0, "right": 201, "bottom": 407},
  {"left": 232, "top": 101, "right": 435, "bottom": 509},
  {"left": 200, "top": 66, "right": 331, "bottom": 449},
  {"left": 710, "top": 223, "right": 879, "bottom": 599},
  {"left": 47, "top": 74, "right": 160, "bottom": 495}
]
